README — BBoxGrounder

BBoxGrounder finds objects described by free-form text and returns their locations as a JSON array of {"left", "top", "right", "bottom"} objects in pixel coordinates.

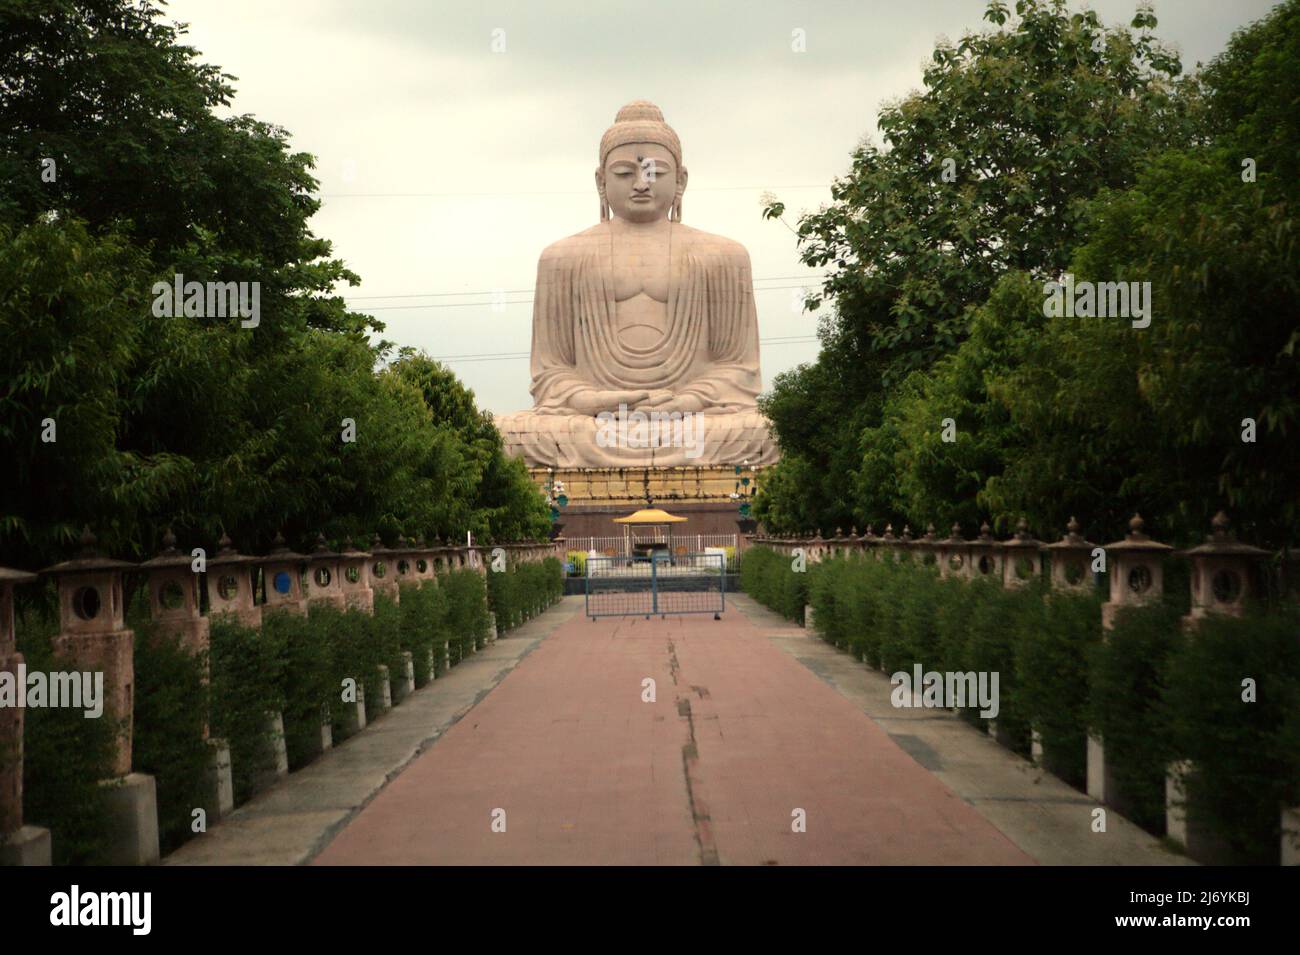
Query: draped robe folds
[{"left": 496, "top": 222, "right": 779, "bottom": 468}]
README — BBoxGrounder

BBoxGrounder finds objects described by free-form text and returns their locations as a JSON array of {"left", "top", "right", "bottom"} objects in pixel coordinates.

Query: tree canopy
[
  {"left": 756, "top": 0, "right": 1298, "bottom": 548},
  {"left": 0, "top": 0, "right": 548, "bottom": 567}
]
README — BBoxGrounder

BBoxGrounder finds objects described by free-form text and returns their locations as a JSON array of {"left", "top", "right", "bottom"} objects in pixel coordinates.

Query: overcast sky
[{"left": 165, "top": 0, "right": 1276, "bottom": 415}]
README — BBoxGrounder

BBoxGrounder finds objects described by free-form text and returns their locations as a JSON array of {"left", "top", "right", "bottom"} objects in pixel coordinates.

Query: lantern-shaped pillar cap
[
  {"left": 1046, "top": 517, "right": 1096, "bottom": 554},
  {"left": 1003, "top": 517, "right": 1044, "bottom": 551},
  {"left": 1103, "top": 514, "right": 1173, "bottom": 555},
  {"left": 0, "top": 567, "right": 37, "bottom": 585},
  {"left": 138, "top": 528, "right": 194, "bottom": 570},
  {"left": 1179, "top": 511, "right": 1269, "bottom": 559},
  {"left": 257, "top": 531, "right": 307, "bottom": 564},
  {"left": 209, "top": 533, "right": 256, "bottom": 567},
  {"left": 41, "top": 526, "right": 136, "bottom": 575},
  {"left": 309, "top": 532, "right": 342, "bottom": 560}
]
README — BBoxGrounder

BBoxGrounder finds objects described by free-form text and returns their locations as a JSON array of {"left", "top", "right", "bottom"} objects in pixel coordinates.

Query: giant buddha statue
[{"left": 495, "top": 101, "right": 778, "bottom": 468}]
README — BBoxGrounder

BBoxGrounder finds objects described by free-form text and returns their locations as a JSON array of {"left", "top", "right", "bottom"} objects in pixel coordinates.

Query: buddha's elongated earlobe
[
  {"left": 596, "top": 168, "right": 609, "bottom": 221},
  {"left": 672, "top": 169, "right": 687, "bottom": 222}
]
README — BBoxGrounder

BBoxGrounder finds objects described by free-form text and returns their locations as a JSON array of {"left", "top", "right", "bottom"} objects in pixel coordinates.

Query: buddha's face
[{"left": 598, "top": 142, "right": 685, "bottom": 223}]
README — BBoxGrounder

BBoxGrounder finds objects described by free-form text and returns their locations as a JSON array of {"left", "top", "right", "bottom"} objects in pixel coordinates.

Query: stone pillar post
[
  {"left": 42, "top": 528, "right": 159, "bottom": 865},
  {"left": 367, "top": 534, "right": 400, "bottom": 604},
  {"left": 1001, "top": 519, "right": 1044, "bottom": 589},
  {"left": 259, "top": 532, "right": 310, "bottom": 616},
  {"left": 390, "top": 535, "right": 418, "bottom": 590},
  {"left": 338, "top": 538, "right": 375, "bottom": 614},
  {"left": 205, "top": 535, "right": 262, "bottom": 629},
  {"left": 1170, "top": 512, "right": 1269, "bottom": 862},
  {"left": 305, "top": 533, "right": 346, "bottom": 612},
  {"left": 915, "top": 524, "right": 939, "bottom": 570},
  {"left": 1089, "top": 515, "right": 1171, "bottom": 807},
  {"left": 410, "top": 537, "right": 437, "bottom": 588},
  {"left": 968, "top": 523, "right": 1003, "bottom": 581},
  {"left": 1045, "top": 518, "right": 1097, "bottom": 593},
  {"left": 0, "top": 567, "right": 52, "bottom": 865},
  {"left": 879, "top": 524, "right": 898, "bottom": 562},
  {"left": 141, "top": 530, "right": 233, "bottom": 821},
  {"left": 935, "top": 524, "right": 970, "bottom": 580}
]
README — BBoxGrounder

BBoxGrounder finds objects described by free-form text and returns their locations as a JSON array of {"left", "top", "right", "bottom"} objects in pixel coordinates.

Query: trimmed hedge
[
  {"left": 15, "top": 602, "right": 118, "bottom": 865},
  {"left": 746, "top": 546, "right": 1300, "bottom": 861},
  {"left": 487, "top": 556, "right": 563, "bottom": 633}
]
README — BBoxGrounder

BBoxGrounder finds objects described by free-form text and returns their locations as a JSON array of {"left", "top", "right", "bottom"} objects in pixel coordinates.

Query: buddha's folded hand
[{"left": 568, "top": 388, "right": 651, "bottom": 416}]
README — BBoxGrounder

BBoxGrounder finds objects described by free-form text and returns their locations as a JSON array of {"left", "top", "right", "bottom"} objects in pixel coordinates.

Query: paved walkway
[{"left": 174, "top": 594, "right": 1188, "bottom": 866}]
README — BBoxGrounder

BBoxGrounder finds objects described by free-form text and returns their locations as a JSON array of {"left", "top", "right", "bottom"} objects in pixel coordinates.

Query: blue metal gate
[{"left": 585, "top": 553, "right": 725, "bottom": 620}]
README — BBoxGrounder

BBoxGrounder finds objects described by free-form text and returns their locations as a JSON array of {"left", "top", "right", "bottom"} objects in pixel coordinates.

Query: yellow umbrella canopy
[{"left": 613, "top": 508, "right": 689, "bottom": 524}]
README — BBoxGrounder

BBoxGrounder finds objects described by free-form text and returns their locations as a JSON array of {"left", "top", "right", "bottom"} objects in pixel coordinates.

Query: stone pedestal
[
  {"left": 373, "top": 665, "right": 392, "bottom": 713},
  {"left": 803, "top": 605, "right": 815, "bottom": 630},
  {"left": 1086, "top": 734, "right": 1114, "bottom": 803},
  {"left": 338, "top": 688, "right": 366, "bottom": 737},
  {"left": 1166, "top": 760, "right": 1239, "bottom": 863},
  {"left": 393, "top": 652, "right": 415, "bottom": 703},
  {"left": 200, "top": 738, "right": 235, "bottom": 821},
  {"left": 1283, "top": 806, "right": 1300, "bottom": 865},
  {"left": 487, "top": 612, "right": 498, "bottom": 642},
  {"left": 251, "top": 711, "right": 289, "bottom": 793},
  {"left": 0, "top": 824, "right": 52, "bottom": 866},
  {"left": 99, "top": 773, "right": 160, "bottom": 866}
]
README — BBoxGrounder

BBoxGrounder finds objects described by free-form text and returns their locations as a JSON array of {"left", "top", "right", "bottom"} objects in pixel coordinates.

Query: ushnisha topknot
[{"left": 599, "top": 100, "right": 682, "bottom": 168}]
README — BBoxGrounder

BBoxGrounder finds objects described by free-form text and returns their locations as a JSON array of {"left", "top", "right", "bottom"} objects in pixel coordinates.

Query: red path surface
[{"left": 313, "top": 607, "right": 1031, "bottom": 865}]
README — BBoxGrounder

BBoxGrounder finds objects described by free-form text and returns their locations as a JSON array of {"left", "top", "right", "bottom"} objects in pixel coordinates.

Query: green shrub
[
  {"left": 368, "top": 594, "right": 404, "bottom": 716},
  {"left": 1162, "top": 608, "right": 1300, "bottom": 862},
  {"left": 129, "top": 613, "right": 211, "bottom": 855},
  {"left": 398, "top": 583, "right": 437, "bottom": 685},
  {"left": 1088, "top": 603, "right": 1182, "bottom": 833},
  {"left": 268, "top": 608, "right": 332, "bottom": 770},
  {"left": 443, "top": 570, "right": 490, "bottom": 662},
  {"left": 1014, "top": 590, "right": 1101, "bottom": 788},
  {"left": 16, "top": 605, "right": 118, "bottom": 865},
  {"left": 208, "top": 614, "right": 283, "bottom": 804}
]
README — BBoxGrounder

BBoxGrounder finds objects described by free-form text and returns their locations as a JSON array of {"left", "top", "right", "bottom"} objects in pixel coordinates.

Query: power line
[
  {"left": 431, "top": 334, "right": 819, "bottom": 364},
  {"left": 344, "top": 274, "right": 828, "bottom": 302},
  {"left": 322, "top": 184, "right": 830, "bottom": 199},
  {"left": 353, "top": 281, "right": 825, "bottom": 311}
]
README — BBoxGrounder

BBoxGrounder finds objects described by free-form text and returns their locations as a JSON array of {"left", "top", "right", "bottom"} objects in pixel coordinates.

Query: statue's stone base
[{"left": 534, "top": 465, "right": 762, "bottom": 544}]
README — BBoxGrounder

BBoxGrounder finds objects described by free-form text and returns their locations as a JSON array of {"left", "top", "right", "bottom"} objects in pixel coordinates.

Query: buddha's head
[{"left": 596, "top": 100, "right": 688, "bottom": 224}]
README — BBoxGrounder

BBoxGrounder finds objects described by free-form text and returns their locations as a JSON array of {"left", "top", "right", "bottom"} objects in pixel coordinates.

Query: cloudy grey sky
[{"left": 166, "top": 0, "right": 1275, "bottom": 414}]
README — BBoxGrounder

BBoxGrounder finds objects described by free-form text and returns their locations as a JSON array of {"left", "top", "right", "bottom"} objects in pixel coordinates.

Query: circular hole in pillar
[
  {"left": 159, "top": 580, "right": 185, "bottom": 610},
  {"left": 416, "top": 559, "right": 427, "bottom": 574},
  {"left": 948, "top": 554, "right": 964, "bottom": 572},
  {"left": 1064, "top": 560, "right": 1086, "bottom": 585},
  {"left": 273, "top": 571, "right": 292, "bottom": 595},
  {"left": 217, "top": 574, "right": 239, "bottom": 600},
  {"left": 922, "top": 551, "right": 936, "bottom": 566},
  {"left": 345, "top": 565, "right": 360, "bottom": 584},
  {"left": 978, "top": 555, "right": 993, "bottom": 575},
  {"left": 1127, "top": 565, "right": 1152, "bottom": 595},
  {"left": 373, "top": 562, "right": 387, "bottom": 579},
  {"left": 314, "top": 567, "right": 332, "bottom": 588},
  {"left": 1211, "top": 569, "right": 1242, "bottom": 604},
  {"left": 1015, "top": 556, "right": 1035, "bottom": 580},
  {"left": 72, "top": 586, "right": 101, "bottom": 620},
  {"left": 398, "top": 559, "right": 410, "bottom": 576}
]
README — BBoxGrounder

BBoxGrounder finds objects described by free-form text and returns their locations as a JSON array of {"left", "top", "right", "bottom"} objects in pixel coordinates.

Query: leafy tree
[
  {"left": 756, "top": 0, "right": 1195, "bottom": 532},
  {"left": 0, "top": 1, "right": 548, "bottom": 570}
]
